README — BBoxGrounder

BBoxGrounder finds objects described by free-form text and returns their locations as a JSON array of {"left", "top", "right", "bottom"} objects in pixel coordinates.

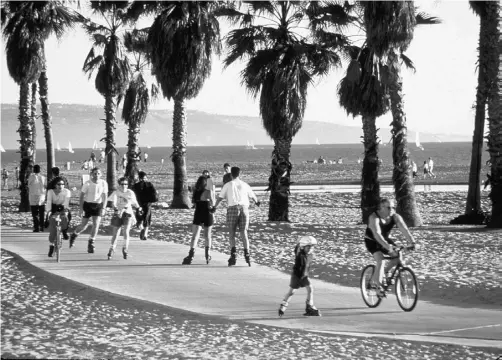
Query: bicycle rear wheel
[
  {"left": 55, "top": 228, "right": 62, "bottom": 263},
  {"left": 395, "top": 267, "right": 418, "bottom": 312},
  {"left": 360, "top": 265, "right": 382, "bottom": 308}
]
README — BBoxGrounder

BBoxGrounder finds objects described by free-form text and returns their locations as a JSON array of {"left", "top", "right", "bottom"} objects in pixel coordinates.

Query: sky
[{"left": 0, "top": 1, "right": 480, "bottom": 136}]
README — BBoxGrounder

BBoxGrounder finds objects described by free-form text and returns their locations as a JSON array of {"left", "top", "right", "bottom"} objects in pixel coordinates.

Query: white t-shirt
[
  {"left": 109, "top": 189, "right": 139, "bottom": 215},
  {"left": 46, "top": 188, "right": 71, "bottom": 212},
  {"left": 428, "top": 159, "right": 434, "bottom": 171},
  {"left": 81, "top": 179, "right": 108, "bottom": 203},
  {"left": 218, "top": 178, "right": 257, "bottom": 207},
  {"left": 28, "top": 173, "right": 46, "bottom": 205}
]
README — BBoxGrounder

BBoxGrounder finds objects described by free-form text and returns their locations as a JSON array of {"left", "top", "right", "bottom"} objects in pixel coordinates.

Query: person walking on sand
[
  {"left": 69, "top": 167, "right": 108, "bottom": 253},
  {"left": 107, "top": 177, "right": 141, "bottom": 260},
  {"left": 423, "top": 161, "right": 430, "bottom": 178},
  {"left": 222, "top": 163, "right": 232, "bottom": 185},
  {"left": 45, "top": 177, "right": 71, "bottom": 257},
  {"left": 182, "top": 175, "right": 215, "bottom": 265},
  {"left": 144, "top": 152, "right": 149, "bottom": 162},
  {"left": 278, "top": 236, "right": 321, "bottom": 317},
  {"left": 28, "top": 164, "right": 46, "bottom": 232},
  {"left": 132, "top": 171, "right": 158, "bottom": 240},
  {"left": 428, "top": 157, "right": 436, "bottom": 178},
  {"left": 2, "top": 168, "right": 9, "bottom": 190},
  {"left": 411, "top": 161, "right": 418, "bottom": 178},
  {"left": 14, "top": 166, "right": 20, "bottom": 189},
  {"left": 213, "top": 166, "right": 260, "bottom": 267}
]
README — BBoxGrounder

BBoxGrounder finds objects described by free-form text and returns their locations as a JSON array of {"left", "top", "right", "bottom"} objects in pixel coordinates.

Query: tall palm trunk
[
  {"left": 486, "top": 1, "right": 502, "bottom": 228},
  {"left": 18, "top": 83, "right": 34, "bottom": 212},
  {"left": 466, "top": 9, "right": 492, "bottom": 216},
  {"left": 268, "top": 137, "right": 292, "bottom": 222},
  {"left": 170, "top": 97, "right": 190, "bottom": 209},
  {"left": 30, "top": 82, "right": 37, "bottom": 164},
  {"left": 104, "top": 95, "right": 117, "bottom": 194},
  {"left": 38, "top": 61, "right": 55, "bottom": 181},
  {"left": 361, "top": 115, "right": 380, "bottom": 223},
  {"left": 388, "top": 50, "right": 422, "bottom": 227},
  {"left": 125, "top": 122, "right": 141, "bottom": 186}
]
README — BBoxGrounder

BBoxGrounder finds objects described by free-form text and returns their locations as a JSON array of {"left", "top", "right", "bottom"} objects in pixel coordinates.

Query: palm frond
[
  {"left": 400, "top": 52, "right": 415, "bottom": 72},
  {"left": 415, "top": 11, "right": 441, "bottom": 26}
]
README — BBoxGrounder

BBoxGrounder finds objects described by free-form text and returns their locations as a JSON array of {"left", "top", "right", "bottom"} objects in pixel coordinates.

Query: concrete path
[{"left": 1, "top": 226, "right": 500, "bottom": 349}]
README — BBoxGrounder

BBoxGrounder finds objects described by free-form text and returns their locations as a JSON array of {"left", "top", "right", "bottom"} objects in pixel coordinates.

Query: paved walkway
[{"left": 1, "top": 226, "right": 500, "bottom": 349}]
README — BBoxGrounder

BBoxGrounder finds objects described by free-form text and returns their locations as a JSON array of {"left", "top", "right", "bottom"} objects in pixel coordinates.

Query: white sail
[
  {"left": 56, "top": 142, "right": 61, "bottom": 151},
  {"left": 415, "top": 132, "right": 424, "bottom": 150},
  {"left": 68, "top": 142, "right": 74, "bottom": 153},
  {"left": 146, "top": 145, "right": 151, "bottom": 149},
  {"left": 316, "top": 138, "right": 321, "bottom": 145},
  {"left": 246, "top": 140, "right": 257, "bottom": 150},
  {"left": 0, "top": 144, "right": 5, "bottom": 153},
  {"left": 92, "top": 140, "right": 98, "bottom": 150}
]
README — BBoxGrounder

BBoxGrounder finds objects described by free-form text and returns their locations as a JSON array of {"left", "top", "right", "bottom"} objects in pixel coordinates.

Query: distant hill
[{"left": 0, "top": 103, "right": 470, "bottom": 149}]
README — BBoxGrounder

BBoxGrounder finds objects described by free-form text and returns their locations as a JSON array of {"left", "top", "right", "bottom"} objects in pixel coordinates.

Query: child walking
[{"left": 278, "top": 236, "right": 321, "bottom": 317}]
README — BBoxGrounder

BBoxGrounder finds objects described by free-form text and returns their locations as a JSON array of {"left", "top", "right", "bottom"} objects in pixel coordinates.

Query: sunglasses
[
  {"left": 56, "top": 183, "right": 65, "bottom": 186},
  {"left": 120, "top": 183, "right": 128, "bottom": 185}
]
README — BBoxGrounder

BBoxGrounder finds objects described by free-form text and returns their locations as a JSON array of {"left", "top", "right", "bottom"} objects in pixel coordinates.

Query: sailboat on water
[
  {"left": 316, "top": 138, "right": 321, "bottom": 145},
  {"left": 415, "top": 132, "right": 424, "bottom": 150},
  {"left": 245, "top": 140, "right": 257, "bottom": 150},
  {"left": 56, "top": 142, "right": 62, "bottom": 151},
  {"left": 67, "top": 141, "right": 74, "bottom": 153},
  {"left": 92, "top": 140, "right": 99, "bottom": 150},
  {"left": 0, "top": 144, "right": 5, "bottom": 153}
]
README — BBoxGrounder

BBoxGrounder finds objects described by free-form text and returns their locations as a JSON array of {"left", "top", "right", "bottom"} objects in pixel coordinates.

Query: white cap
[{"left": 299, "top": 235, "right": 317, "bottom": 247}]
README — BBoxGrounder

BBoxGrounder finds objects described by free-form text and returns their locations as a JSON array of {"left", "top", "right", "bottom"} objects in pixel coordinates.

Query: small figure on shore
[
  {"left": 428, "top": 157, "right": 436, "bottom": 178},
  {"left": 144, "top": 152, "right": 148, "bottom": 162},
  {"left": 182, "top": 175, "right": 215, "bottom": 265},
  {"left": 70, "top": 167, "right": 108, "bottom": 253},
  {"left": 132, "top": 171, "right": 158, "bottom": 240},
  {"left": 357, "top": 157, "right": 362, "bottom": 165},
  {"left": 213, "top": 166, "right": 260, "bottom": 267},
  {"left": 317, "top": 155, "right": 326, "bottom": 165},
  {"left": 81, "top": 160, "right": 89, "bottom": 171},
  {"left": 45, "top": 176, "right": 71, "bottom": 257},
  {"left": 28, "top": 164, "right": 46, "bottom": 232},
  {"left": 90, "top": 151, "right": 97, "bottom": 163},
  {"left": 2, "top": 168, "right": 9, "bottom": 190},
  {"left": 107, "top": 177, "right": 141, "bottom": 260},
  {"left": 222, "top": 162, "right": 232, "bottom": 185},
  {"left": 15, "top": 166, "right": 20, "bottom": 189},
  {"left": 423, "top": 161, "right": 430, "bottom": 178},
  {"left": 99, "top": 150, "right": 105, "bottom": 163},
  {"left": 337, "top": 157, "right": 343, "bottom": 164},
  {"left": 412, "top": 161, "right": 418, "bottom": 178},
  {"left": 122, "top": 154, "right": 127, "bottom": 170},
  {"left": 278, "top": 236, "right": 321, "bottom": 317}
]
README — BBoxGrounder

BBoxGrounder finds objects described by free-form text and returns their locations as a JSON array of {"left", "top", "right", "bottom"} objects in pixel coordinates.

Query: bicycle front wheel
[
  {"left": 55, "top": 228, "right": 62, "bottom": 263},
  {"left": 360, "top": 265, "right": 382, "bottom": 308},
  {"left": 395, "top": 267, "right": 418, "bottom": 312}
]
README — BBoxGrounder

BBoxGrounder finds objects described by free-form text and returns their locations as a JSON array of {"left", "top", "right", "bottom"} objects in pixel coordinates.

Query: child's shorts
[{"left": 290, "top": 274, "right": 310, "bottom": 289}]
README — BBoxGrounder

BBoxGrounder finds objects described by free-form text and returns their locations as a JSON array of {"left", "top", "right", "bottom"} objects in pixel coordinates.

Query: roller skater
[
  {"left": 182, "top": 248, "right": 195, "bottom": 265},
  {"left": 277, "top": 236, "right": 321, "bottom": 317},
  {"left": 228, "top": 246, "right": 237, "bottom": 267}
]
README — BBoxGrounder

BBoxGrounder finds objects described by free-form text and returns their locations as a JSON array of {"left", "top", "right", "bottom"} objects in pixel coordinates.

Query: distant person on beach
[
  {"left": 213, "top": 166, "right": 260, "bottom": 266},
  {"left": 90, "top": 151, "right": 96, "bottom": 163},
  {"left": 222, "top": 163, "right": 232, "bottom": 185},
  {"left": 45, "top": 176, "right": 71, "bottom": 257},
  {"left": 337, "top": 157, "right": 343, "bottom": 164},
  {"left": 144, "top": 152, "right": 148, "bottom": 162},
  {"left": 357, "top": 157, "right": 362, "bottom": 165},
  {"left": 81, "top": 160, "right": 89, "bottom": 171},
  {"left": 107, "top": 177, "right": 141, "bottom": 260},
  {"left": 14, "top": 166, "right": 20, "bottom": 188},
  {"left": 182, "top": 175, "right": 215, "bottom": 265},
  {"left": 423, "top": 161, "right": 430, "bottom": 178},
  {"left": 317, "top": 156, "right": 326, "bottom": 164},
  {"left": 412, "top": 161, "right": 418, "bottom": 178},
  {"left": 364, "top": 198, "right": 416, "bottom": 292},
  {"left": 28, "top": 164, "right": 46, "bottom": 232},
  {"left": 99, "top": 150, "right": 105, "bottom": 163},
  {"left": 47, "top": 167, "right": 71, "bottom": 238},
  {"left": 278, "top": 236, "right": 321, "bottom": 317},
  {"left": 428, "top": 157, "right": 436, "bottom": 178},
  {"left": 122, "top": 154, "right": 127, "bottom": 170},
  {"left": 2, "top": 168, "right": 9, "bottom": 190},
  {"left": 132, "top": 171, "right": 158, "bottom": 241},
  {"left": 69, "top": 167, "right": 108, "bottom": 253}
]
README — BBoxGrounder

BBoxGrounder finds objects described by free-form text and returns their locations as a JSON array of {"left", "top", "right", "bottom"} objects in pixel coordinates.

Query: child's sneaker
[
  {"left": 304, "top": 303, "right": 321, "bottom": 317},
  {"left": 278, "top": 301, "right": 288, "bottom": 317}
]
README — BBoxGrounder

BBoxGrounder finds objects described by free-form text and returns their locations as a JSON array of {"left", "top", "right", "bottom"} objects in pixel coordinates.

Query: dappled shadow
[{"left": 421, "top": 226, "right": 501, "bottom": 233}]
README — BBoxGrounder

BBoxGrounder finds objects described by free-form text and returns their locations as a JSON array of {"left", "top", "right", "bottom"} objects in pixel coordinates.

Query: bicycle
[
  {"left": 48, "top": 212, "right": 64, "bottom": 263},
  {"left": 360, "top": 245, "right": 419, "bottom": 312}
]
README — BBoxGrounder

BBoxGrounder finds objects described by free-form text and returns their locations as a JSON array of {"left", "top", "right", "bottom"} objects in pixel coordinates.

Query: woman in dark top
[
  {"left": 182, "top": 175, "right": 215, "bottom": 265},
  {"left": 364, "top": 198, "right": 416, "bottom": 289}
]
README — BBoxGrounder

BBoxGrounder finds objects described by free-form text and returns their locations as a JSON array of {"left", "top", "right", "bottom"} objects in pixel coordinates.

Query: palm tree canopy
[
  {"left": 224, "top": 1, "right": 350, "bottom": 139},
  {"left": 145, "top": 1, "right": 222, "bottom": 101}
]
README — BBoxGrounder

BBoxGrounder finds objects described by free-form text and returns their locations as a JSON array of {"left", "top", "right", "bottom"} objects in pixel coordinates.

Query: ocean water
[{"left": 0, "top": 142, "right": 489, "bottom": 167}]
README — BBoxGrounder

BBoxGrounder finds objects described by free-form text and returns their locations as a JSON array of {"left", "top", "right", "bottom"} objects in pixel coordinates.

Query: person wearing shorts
[
  {"left": 70, "top": 167, "right": 108, "bottom": 253},
  {"left": 364, "top": 198, "right": 416, "bottom": 289},
  {"left": 213, "top": 166, "right": 260, "bottom": 266},
  {"left": 107, "top": 177, "right": 140, "bottom": 260},
  {"left": 182, "top": 175, "right": 215, "bottom": 265}
]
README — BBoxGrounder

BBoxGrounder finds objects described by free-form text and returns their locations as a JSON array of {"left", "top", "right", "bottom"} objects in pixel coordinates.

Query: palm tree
[
  {"left": 460, "top": 1, "right": 501, "bottom": 226},
  {"left": 122, "top": 28, "right": 159, "bottom": 185},
  {"left": 224, "top": 1, "right": 349, "bottom": 221},
  {"left": 82, "top": 1, "right": 131, "bottom": 193},
  {"left": 129, "top": 1, "right": 222, "bottom": 209},
  {"left": 2, "top": 1, "right": 83, "bottom": 182},
  {"left": 2, "top": 3, "right": 43, "bottom": 211}
]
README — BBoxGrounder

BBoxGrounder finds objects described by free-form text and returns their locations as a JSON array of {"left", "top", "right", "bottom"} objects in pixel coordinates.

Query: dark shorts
[
  {"left": 111, "top": 213, "right": 132, "bottom": 227},
  {"left": 290, "top": 275, "right": 310, "bottom": 289},
  {"left": 364, "top": 238, "right": 395, "bottom": 255},
  {"left": 193, "top": 202, "right": 214, "bottom": 227},
  {"left": 83, "top": 202, "right": 103, "bottom": 218}
]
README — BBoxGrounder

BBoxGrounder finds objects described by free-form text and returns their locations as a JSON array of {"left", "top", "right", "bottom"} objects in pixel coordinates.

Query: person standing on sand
[
  {"left": 2, "top": 168, "right": 9, "bottom": 190},
  {"left": 222, "top": 163, "right": 232, "bottom": 185},
  {"left": 69, "top": 167, "right": 108, "bottom": 253},
  {"left": 428, "top": 157, "right": 436, "bottom": 178},
  {"left": 423, "top": 161, "right": 430, "bottom": 178},
  {"left": 14, "top": 166, "right": 20, "bottom": 189},
  {"left": 278, "top": 236, "right": 321, "bottom": 317},
  {"left": 412, "top": 161, "right": 418, "bottom": 178},
  {"left": 144, "top": 152, "right": 149, "bottom": 162},
  {"left": 28, "top": 164, "right": 46, "bottom": 232},
  {"left": 132, "top": 171, "right": 158, "bottom": 240},
  {"left": 213, "top": 166, "right": 260, "bottom": 267}
]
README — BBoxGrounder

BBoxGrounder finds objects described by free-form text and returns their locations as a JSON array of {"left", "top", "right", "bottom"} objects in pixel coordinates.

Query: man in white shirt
[
  {"left": 214, "top": 167, "right": 260, "bottom": 267},
  {"left": 428, "top": 157, "right": 436, "bottom": 178},
  {"left": 69, "top": 167, "right": 108, "bottom": 253}
]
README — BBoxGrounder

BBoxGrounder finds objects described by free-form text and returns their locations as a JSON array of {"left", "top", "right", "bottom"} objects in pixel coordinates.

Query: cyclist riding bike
[
  {"left": 45, "top": 176, "right": 71, "bottom": 257},
  {"left": 364, "top": 198, "right": 416, "bottom": 290}
]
